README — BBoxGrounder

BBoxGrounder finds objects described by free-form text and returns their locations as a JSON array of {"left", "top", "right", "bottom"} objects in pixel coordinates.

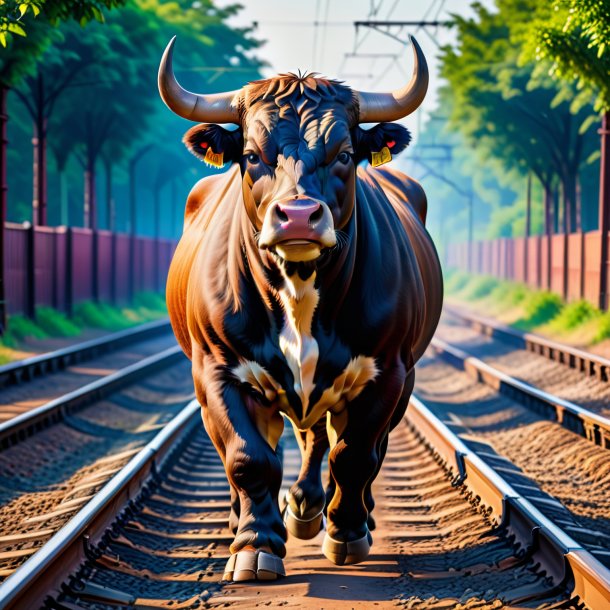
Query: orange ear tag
[
  {"left": 371, "top": 146, "right": 392, "bottom": 168},
  {"left": 204, "top": 146, "right": 224, "bottom": 168}
]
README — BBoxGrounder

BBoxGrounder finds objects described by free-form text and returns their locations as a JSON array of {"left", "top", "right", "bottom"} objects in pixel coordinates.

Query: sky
[{"left": 219, "top": 0, "right": 492, "bottom": 137}]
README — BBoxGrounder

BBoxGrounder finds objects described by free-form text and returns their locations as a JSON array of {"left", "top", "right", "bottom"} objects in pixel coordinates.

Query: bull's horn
[
  {"left": 158, "top": 36, "right": 240, "bottom": 123},
  {"left": 356, "top": 35, "right": 428, "bottom": 123}
]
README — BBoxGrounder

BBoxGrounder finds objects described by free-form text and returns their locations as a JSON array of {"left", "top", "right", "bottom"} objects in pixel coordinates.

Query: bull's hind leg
[
  {"left": 283, "top": 417, "right": 328, "bottom": 539},
  {"left": 323, "top": 364, "right": 406, "bottom": 566},
  {"left": 197, "top": 362, "right": 287, "bottom": 582}
]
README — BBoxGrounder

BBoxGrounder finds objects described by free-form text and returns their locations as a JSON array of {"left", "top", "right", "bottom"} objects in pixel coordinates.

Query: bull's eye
[
  {"left": 246, "top": 153, "right": 260, "bottom": 164},
  {"left": 337, "top": 151, "right": 350, "bottom": 165}
]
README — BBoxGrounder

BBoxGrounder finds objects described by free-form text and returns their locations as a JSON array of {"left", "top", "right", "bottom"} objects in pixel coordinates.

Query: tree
[
  {"left": 523, "top": 0, "right": 610, "bottom": 306},
  {"left": 440, "top": 0, "right": 599, "bottom": 292},
  {"left": 0, "top": 1, "right": 125, "bottom": 46}
]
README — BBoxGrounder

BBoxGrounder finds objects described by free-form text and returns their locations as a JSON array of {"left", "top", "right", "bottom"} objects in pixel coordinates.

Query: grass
[
  {"left": 0, "top": 292, "right": 167, "bottom": 364},
  {"left": 443, "top": 269, "right": 610, "bottom": 346},
  {"left": 36, "top": 307, "right": 81, "bottom": 337},
  {"left": 74, "top": 302, "right": 134, "bottom": 331},
  {"left": 515, "top": 292, "right": 564, "bottom": 330}
]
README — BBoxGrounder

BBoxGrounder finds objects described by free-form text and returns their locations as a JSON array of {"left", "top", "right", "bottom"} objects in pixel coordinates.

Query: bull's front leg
[
  {"left": 323, "top": 361, "right": 407, "bottom": 566},
  {"left": 283, "top": 417, "right": 328, "bottom": 539},
  {"left": 195, "top": 359, "right": 287, "bottom": 582}
]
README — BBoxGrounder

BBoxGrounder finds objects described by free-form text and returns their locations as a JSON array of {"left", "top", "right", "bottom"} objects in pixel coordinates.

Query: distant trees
[
  {"left": 522, "top": 0, "right": 610, "bottom": 306},
  {"left": 438, "top": 0, "right": 598, "bottom": 242},
  {"left": 1, "top": 0, "right": 263, "bottom": 231}
]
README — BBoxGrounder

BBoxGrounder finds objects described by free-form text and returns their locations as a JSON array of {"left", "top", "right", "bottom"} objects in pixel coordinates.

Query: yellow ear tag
[
  {"left": 371, "top": 146, "right": 392, "bottom": 168},
  {"left": 204, "top": 146, "right": 224, "bottom": 168}
]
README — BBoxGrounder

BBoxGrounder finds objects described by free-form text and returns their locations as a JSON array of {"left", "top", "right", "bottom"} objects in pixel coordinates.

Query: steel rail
[
  {"left": 0, "top": 344, "right": 184, "bottom": 449},
  {"left": 0, "top": 318, "right": 172, "bottom": 388},
  {"left": 429, "top": 336, "right": 610, "bottom": 450},
  {"left": 0, "top": 399, "right": 200, "bottom": 610},
  {"left": 407, "top": 395, "right": 610, "bottom": 610},
  {"left": 444, "top": 304, "right": 610, "bottom": 381}
]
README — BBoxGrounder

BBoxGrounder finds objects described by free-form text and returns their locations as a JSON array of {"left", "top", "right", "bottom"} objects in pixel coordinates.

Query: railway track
[
  {"left": 443, "top": 304, "right": 610, "bottom": 416},
  {"left": 0, "top": 395, "right": 608, "bottom": 608},
  {"left": 0, "top": 339, "right": 192, "bottom": 583},
  {"left": 0, "top": 319, "right": 175, "bottom": 428},
  {"left": 413, "top": 312, "right": 610, "bottom": 569}
]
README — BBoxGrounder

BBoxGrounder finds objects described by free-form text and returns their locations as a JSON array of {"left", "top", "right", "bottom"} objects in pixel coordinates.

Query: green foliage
[
  {"left": 4, "top": 0, "right": 264, "bottom": 234},
  {"left": 549, "top": 299, "right": 599, "bottom": 331},
  {"left": 459, "top": 276, "right": 502, "bottom": 300},
  {"left": 0, "top": 0, "right": 125, "bottom": 48},
  {"left": 516, "top": 291, "right": 564, "bottom": 329},
  {"left": 523, "top": 0, "right": 610, "bottom": 112},
  {"left": 132, "top": 291, "right": 166, "bottom": 311},
  {"left": 488, "top": 281, "right": 529, "bottom": 307},
  {"left": 443, "top": 269, "right": 472, "bottom": 294},
  {"left": 5, "top": 314, "right": 48, "bottom": 341},
  {"left": 594, "top": 312, "right": 610, "bottom": 342},
  {"left": 35, "top": 306, "right": 81, "bottom": 336},
  {"left": 74, "top": 301, "right": 133, "bottom": 331}
]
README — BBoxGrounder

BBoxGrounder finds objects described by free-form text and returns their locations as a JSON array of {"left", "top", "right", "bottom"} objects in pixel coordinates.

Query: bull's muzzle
[{"left": 259, "top": 198, "right": 337, "bottom": 262}]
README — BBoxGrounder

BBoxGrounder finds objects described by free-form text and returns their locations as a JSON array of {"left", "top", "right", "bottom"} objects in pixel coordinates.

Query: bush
[
  {"left": 516, "top": 291, "right": 563, "bottom": 329},
  {"left": 460, "top": 276, "right": 501, "bottom": 300},
  {"left": 550, "top": 300, "right": 599, "bottom": 332},
  {"left": 594, "top": 313, "right": 610, "bottom": 342},
  {"left": 443, "top": 269, "right": 471, "bottom": 294},
  {"left": 36, "top": 307, "right": 81, "bottom": 337},
  {"left": 5, "top": 316, "right": 48, "bottom": 342},
  {"left": 488, "top": 282, "right": 529, "bottom": 307},
  {"left": 74, "top": 302, "right": 133, "bottom": 331},
  {"left": 132, "top": 292, "right": 166, "bottom": 312}
]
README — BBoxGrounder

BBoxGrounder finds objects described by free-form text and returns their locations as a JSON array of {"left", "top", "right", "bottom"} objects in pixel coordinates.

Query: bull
[{"left": 158, "top": 36, "right": 443, "bottom": 582}]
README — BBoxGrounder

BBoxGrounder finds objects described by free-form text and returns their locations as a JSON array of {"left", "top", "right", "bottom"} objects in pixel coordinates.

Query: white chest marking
[
  {"left": 231, "top": 268, "right": 379, "bottom": 430},
  {"left": 278, "top": 272, "right": 320, "bottom": 418}
]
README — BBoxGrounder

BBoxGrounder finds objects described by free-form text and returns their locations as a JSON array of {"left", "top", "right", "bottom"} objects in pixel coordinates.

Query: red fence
[
  {"left": 447, "top": 231, "right": 610, "bottom": 307},
  {"left": 4, "top": 223, "right": 177, "bottom": 316}
]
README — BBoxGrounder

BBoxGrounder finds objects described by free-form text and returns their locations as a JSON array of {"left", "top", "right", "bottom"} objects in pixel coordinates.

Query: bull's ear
[
  {"left": 352, "top": 123, "right": 411, "bottom": 166},
  {"left": 183, "top": 124, "right": 243, "bottom": 168}
]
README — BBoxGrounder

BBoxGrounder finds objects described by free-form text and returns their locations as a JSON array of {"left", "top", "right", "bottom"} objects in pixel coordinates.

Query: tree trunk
[
  {"left": 171, "top": 179, "right": 178, "bottom": 238},
  {"left": 153, "top": 185, "right": 160, "bottom": 240},
  {"left": 84, "top": 159, "right": 97, "bottom": 230},
  {"left": 544, "top": 182, "right": 553, "bottom": 289},
  {"left": 576, "top": 175, "right": 582, "bottom": 233},
  {"left": 0, "top": 86, "right": 8, "bottom": 334},
  {"left": 59, "top": 168, "right": 68, "bottom": 226},
  {"left": 562, "top": 179, "right": 570, "bottom": 301},
  {"left": 129, "top": 158, "right": 136, "bottom": 236},
  {"left": 524, "top": 173, "right": 532, "bottom": 283},
  {"left": 31, "top": 75, "right": 48, "bottom": 226},
  {"left": 599, "top": 111, "right": 610, "bottom": 310},
  {"left": 105, "top": 160, "right": 114, "bottom": 232}
]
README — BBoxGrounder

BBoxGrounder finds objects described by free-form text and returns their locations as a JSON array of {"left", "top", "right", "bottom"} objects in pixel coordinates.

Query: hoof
[
  {"left": 222, "top": 549, "right": 285, "bottom": 582},
  {"left": 283, "top": 503, "right": 325, "bottom": 540},
  {"left": 322, "top": 529, "right": 372, "bottom": 566}
]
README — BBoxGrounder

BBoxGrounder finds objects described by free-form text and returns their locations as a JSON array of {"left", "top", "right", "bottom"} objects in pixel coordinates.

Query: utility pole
[
  {"left": 0, "top": 87, "right": 7, "bottom": 334},
  {"left": 599, "top": 112, "right": 610, "bottom": 310},
  {"left": 128, "top": 145, "right": 153, "bottom": 302}
]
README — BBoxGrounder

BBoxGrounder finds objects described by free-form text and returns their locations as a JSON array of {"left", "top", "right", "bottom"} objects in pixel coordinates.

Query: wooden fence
[
  {"left": 446, "top": 231, "right": 610, "bottom": 307},
  {"left": 4, "top": 222, "right": 177, "bottom": 316}
]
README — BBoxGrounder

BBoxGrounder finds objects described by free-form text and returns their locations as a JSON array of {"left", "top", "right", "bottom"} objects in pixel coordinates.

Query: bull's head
[{"left": 159, "top": 37, "right": 427, "bottom": 264}]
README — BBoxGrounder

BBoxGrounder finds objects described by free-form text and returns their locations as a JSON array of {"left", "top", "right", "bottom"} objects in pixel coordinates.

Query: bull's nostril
[
  {"left": 309, "top": 205, "right": 324, "bottom": 225},
  {"left": 276, "top": 207, "right": 289, "bottom": 222}
]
